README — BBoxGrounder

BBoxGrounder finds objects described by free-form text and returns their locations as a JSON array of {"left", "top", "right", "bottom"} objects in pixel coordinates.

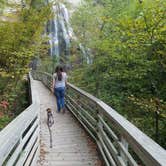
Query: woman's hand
[
  {"left": 52, "top": 77, "right": 55, "bottom": 93},
  {"left": 51, "top": 84, "right": 54, "bottom": 93},
  {"left": 51, "top": 87, "right": 54, "bottom": 93}
]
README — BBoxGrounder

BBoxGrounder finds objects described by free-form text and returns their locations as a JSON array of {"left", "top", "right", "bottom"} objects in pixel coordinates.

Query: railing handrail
[
  {"left": 0, "top": 73, "right": 40, "bottom": 165},
  {"left": 32, "top": 71, "right": 166, "bottom": 166},
  {"left": 68, "top": 82, "right": 166, "bottom": 165},
  {"left": 30, "top": 73, "right": 40, "bottom": 104}
]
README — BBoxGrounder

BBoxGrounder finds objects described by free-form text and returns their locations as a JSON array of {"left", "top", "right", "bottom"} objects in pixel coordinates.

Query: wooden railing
[
  {"left": 33, "top": 71, "right": 166, "bottom": 166},
  {"left": 0, "top": 74, "right": 40, "bottom": 166}
]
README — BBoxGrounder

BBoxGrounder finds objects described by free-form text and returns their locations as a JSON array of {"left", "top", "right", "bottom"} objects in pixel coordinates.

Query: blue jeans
[{"left": 54, "top": 87, "right": 65, "bottom": 112}]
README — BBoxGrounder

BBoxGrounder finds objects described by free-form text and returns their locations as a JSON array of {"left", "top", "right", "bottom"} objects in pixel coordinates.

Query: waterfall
[
  {"left": 48, "top": 5, "right": 59, "bottom": 57},
  {"left": 48, "top": 1, "right": 92, "bottom": 65},
  {"left": 48, "top": 3, "right": 72, "bottom": 59},
  {"left": 79, "top": 44, "right": 92, "bottom": 64}
]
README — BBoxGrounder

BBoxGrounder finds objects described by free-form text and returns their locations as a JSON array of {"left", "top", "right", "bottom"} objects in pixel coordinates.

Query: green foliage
[
  {"left": 0, "top": 77, "right": 28, "bottom": 105},
  {"left": 70, "top": 0, "right": 166, "bottom": 148},
  {"left": 0, "top": 1, "right": 51, "bottom": 79},
  {"left": 0, "top": 78, "right": 29, "bottom": 130},
  {"left": 0, "top": 0, "right": 51, "bottom": 129},
  {"left": 0, "top": 115, "right": 12, "bottom": 130},
  {"left": 37, "top": 56, "right": 59, "bottom": 74},
  {"left": 0, "top": 0, "right": 5, "bottom": 8}
]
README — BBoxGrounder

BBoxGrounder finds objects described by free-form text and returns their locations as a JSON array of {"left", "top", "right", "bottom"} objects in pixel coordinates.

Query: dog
[{"left": 46, "top": 108, "right": 54, "bottom": 127}]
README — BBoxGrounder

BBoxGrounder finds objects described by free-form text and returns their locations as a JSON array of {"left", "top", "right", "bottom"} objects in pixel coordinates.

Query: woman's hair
[{"left": 55, "top": 66, "right": 63, "bottom": 81}]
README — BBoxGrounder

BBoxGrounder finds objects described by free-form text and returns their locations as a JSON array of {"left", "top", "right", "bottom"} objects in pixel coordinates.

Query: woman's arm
[
  {"left": 65, "top": 73, "right": 67, "bottom": 87},
  {"left": 52, "top": 74, "right": 55, "bottom": 92}
]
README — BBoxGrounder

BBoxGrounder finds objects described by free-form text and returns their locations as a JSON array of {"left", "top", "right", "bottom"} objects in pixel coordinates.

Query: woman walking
[{"left": 52, "top": 66, "right": 67, "bottom": 113}]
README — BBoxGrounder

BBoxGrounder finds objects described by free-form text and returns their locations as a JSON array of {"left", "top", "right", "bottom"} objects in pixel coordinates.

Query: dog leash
[
  {"left": 47, "top": 115, "right": 54, "bottom": 148},
  {"left": 47, "top": 126, "right": 53, "bottom": 148}
]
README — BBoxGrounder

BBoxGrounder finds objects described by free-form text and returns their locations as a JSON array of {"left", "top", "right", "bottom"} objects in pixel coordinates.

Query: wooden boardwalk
[{"left": 33, "top": 80, "right": 102, "bottom": 166}]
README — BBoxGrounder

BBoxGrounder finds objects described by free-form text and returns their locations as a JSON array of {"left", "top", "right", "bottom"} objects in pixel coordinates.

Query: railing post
[
  {"left": 120, "top": 135, "right": 129, "bottom": 165},
  {"left": 97, "top": 106, "right": 112, "bottom": 166},
  {"left": 97, "top": 108, "right": 103, "bottom": 136},
  {"left": 97, "top": 107, "right": 109, "bottom": 165}
]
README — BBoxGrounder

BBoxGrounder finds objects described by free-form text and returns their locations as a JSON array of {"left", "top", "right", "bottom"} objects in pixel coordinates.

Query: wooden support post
[{"left": 120, "top": 136, "right": 128, "bottom": 165}]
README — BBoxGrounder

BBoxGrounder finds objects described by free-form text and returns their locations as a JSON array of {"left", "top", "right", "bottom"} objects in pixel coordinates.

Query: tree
[
  {"left": 0, "top": 0, "right": 51, "bottom": 83},
  {"left": 70, "top": 0, "right": 166, "bottom": 148},
  {"left": 0, "top": 0, "right": 51, "bottom": 126}
]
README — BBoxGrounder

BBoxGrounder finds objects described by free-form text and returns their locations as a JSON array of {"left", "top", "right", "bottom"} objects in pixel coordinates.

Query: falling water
[
  {"left": 48, "top": 3, "right": 73, "bottom": 59},
  {"left": 79, "top": 44, "right": 92, "bottom": 64},
  {"left": 48, "top": 1, "right": 92, "bottom": 64},
  {"left": 48, "top": 5, "right": 59, "bottom": 57}
]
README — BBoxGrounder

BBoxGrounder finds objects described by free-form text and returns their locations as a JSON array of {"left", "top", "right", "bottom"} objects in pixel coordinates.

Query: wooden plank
[
  {"left": 6, "top": 119, "right": 39, "bottom": 165},
  {"left": 67, "top": 101, "right": 96, "bottom": 132},
  {"left": 117, "top": 156, "right": 126, "bottom": 166},
  {"left": 16, "top": 127, "right": 39, "bottom": 165},
  {"left": 68, "top": 95, "right": 97, "bottom": 125},
  {"left": 24, "top": 137, "right": 39, "bottom": 166},
  {"left": 44, "top": 152, "right": 98, "bottom": 161},
  {"left": 66, "top": 95, "right": 96, "bottom": 132},
  {"left": 97, "top": 141, "right": 110, "bottom": 166},
  {"left": 75, "top": 98, "right": 98, "bottom": 117},
  {"left": 98, "top": 134, "right": 117, "bottom": 166},
  {"left": 66, "top": 81, "right": 166, "bottom": 166},
  {"left": 98, "top": 125, "right": 118, "bottom": 161},
  {"left": 66, "top": 103, "right": 97, "bottom": 141},
  {"left": 67, "top": 83, "right": 101, "bottom": 104},
  {"left": 31, "top": 145, "right": 40, "bottom": 166},
  {"left": 40, "top": 160, "right": 101, "bottom": 166},
  {"left": 34, "top": 80, "right": 102, "bottom": 166},
  {"left": 98, "top": 101, "right": 166, "bottom": 166},
  {"left": 118, "top": 142, "right": 138, "bottom": 166},
  {"left": 98, "top": 115, "right": 118, "bottom": 142},
  {"left": 0, "top": 74, "right": 40, "bottom": 166},
  {"left": 0, "top": 105, "right": 38, "bottom": 165}
]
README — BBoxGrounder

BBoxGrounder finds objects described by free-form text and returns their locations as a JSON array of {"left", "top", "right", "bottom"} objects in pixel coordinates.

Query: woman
[{"left": 52, "top": 66, "right": 67, "bottom": 113}]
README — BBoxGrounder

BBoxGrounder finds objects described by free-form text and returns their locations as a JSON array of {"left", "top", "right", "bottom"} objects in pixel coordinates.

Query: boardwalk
[
  {"left": 33, "top": 80, "right": 102, "bottom": 166},
  {"left": 0, "top": 74, "right": 165, "bottom": 166}
]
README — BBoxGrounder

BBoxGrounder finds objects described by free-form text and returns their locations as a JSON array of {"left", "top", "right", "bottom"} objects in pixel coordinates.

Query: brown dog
[{"left": 46, "top": 108, "right": 54, "bottom": 127}]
